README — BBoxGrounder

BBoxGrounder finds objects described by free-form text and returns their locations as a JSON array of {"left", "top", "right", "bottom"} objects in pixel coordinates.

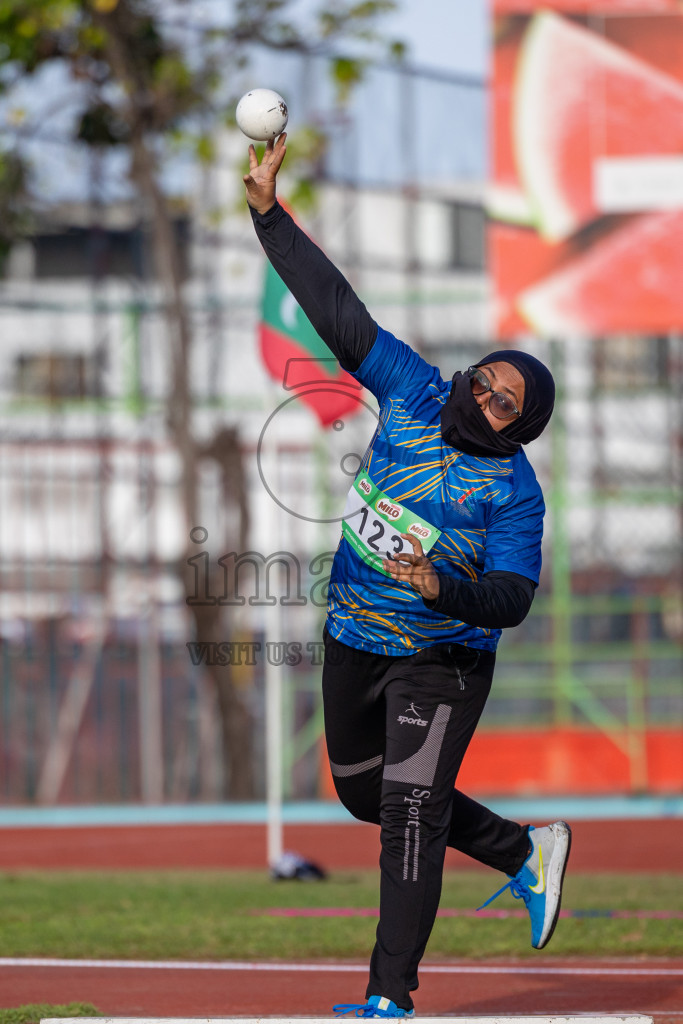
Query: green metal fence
[{"left": 0, "top": 241, "right": 681, "bottom": 807}]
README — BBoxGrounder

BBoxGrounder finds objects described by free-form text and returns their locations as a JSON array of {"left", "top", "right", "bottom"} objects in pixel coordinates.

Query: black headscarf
[{"left": 441, "top": 349, "right": 555, "bottom": 458}]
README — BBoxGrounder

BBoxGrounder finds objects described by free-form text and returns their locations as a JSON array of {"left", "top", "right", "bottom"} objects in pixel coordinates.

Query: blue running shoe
[
  {"left": 333, "top": 995, "right": 415, "bottom": 1017},
  {"left": 478, "top": 820, "right": 572, "bottom": 949}
]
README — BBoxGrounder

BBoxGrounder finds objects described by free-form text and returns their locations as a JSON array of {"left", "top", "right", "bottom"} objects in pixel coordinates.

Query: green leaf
[
  {"left": 348, "top": 1, "right": 397, "bottom": 18},
  {"left": 77, "top": 102, "right": 128, "bottom": 146},
  {"left": 195, "top": 133, "right": 216, "bottom": 164},
  {"left": 287, "top": 176, "right": 317, "bottom": 214},
  {"left": 330, "top": 55, "right": 366, "bottom": 105},
  {"left": 388, "top": 38, "right": 406, "bottom": 61},
  {"left": 16, "top": 17, "right": 38, "bottom": 38}
]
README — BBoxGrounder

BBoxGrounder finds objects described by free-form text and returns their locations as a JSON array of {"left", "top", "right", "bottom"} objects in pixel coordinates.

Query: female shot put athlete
[{"left": 244, "top": 134, "right": 571, "bottom": 1019}]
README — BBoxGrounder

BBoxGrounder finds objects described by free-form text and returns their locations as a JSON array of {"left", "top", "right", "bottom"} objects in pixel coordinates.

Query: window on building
[
  {"left": 594, "top": 335, "right": 669, "bottom": 391},
  {"left": 15, "top": 353, "right": 95, "bottom": 399},
  {"left": 30, "top": 220, "right": 190, "bottom": 280},
  {"left": 450, "top": 202, "right": 486, "bottom": 271}
]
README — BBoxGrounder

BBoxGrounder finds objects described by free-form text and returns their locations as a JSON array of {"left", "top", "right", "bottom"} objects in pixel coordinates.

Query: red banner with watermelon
[{"left": 491, "top": 0, "right": 683, "bottom": 337}]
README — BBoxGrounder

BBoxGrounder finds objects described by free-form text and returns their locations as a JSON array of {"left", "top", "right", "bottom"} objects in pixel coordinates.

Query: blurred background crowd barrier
[{"left": 0, "top": 13, "right": 681, "bottom": 806}]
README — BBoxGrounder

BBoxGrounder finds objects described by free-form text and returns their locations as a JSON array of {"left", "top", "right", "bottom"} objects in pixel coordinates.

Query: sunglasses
[{"left": 467, "top": 366, "right": 521, "bottom": 420}]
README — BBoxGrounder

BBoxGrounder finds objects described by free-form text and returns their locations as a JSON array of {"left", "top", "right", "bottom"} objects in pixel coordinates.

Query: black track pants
[{"left": 322, "top": 630, "right": 530, "bottom": 1011}]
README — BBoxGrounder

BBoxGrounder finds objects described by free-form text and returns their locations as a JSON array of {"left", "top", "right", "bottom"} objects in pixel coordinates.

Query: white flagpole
[{"left": 263, "top": 438, "right": 283, "bottom": 869}]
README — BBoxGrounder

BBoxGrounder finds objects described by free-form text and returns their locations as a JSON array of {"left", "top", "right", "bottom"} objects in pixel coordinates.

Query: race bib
[{"left": 341, "top": 473, "right": 441, "bottom": 577}]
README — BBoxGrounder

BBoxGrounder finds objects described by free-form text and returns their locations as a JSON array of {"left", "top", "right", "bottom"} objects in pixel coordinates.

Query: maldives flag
[{"left": 258, "top": 240, "right": 363, "bottom": 429}]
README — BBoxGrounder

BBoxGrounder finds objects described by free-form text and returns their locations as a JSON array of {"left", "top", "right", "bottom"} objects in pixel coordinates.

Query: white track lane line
[{"left": 1, "top": 959, "right": 683, "bottom": 976}]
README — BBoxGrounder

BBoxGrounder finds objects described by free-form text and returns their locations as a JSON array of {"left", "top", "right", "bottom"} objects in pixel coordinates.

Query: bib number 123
[{"left": 341, "top": 474, "right": 441, "bottom": 577}]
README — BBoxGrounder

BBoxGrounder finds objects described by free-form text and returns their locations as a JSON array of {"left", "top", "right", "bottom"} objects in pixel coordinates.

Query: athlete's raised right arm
[{"left": 243, "top": 134, "right": 377, "bottom": 372}]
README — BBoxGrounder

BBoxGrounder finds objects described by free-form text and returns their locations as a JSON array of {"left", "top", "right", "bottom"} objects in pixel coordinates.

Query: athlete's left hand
[{"left": 383, "top": 533, "right": 440, "bottom": 601}]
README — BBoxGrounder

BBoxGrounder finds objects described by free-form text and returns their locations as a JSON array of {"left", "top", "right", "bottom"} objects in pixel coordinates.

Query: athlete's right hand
[
  {"left": 243, "top": 133, "right": 287, "bottom": 215},
  {"left": 382, "top": 533, "right": 440, "bottom": 602}
]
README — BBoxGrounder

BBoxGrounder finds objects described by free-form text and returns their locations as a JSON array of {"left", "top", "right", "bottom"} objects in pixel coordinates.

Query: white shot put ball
[{"left": 236, "top": 89, "right": 288, "bottom": 141}]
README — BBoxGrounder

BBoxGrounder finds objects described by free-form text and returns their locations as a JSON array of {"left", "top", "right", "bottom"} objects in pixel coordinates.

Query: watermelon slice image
[
  {"left": 606, "top": 14, "right": 683, "bottom": 86},
  {"left": 490, "top": 22, "right": 534, "bottom": 225},
  {"left": 514, "top": 12, "right": 683, "bottom": 241},
  {"left": 495, "top": 0, "right": 681, "bottom": 13},
  {"left": 489, "top": 221, "right": 576, "bottom": 337},
  {"left": 517, "top": 209, "right": 683, "bottom": 336}
]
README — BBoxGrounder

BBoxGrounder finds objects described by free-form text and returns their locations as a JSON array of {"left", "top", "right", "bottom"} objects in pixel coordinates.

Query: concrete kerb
[{"left": 41, "top": 1017, "right": 656, "bottom": 1024}]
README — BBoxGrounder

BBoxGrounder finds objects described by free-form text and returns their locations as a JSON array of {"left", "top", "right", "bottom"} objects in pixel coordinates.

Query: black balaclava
[{"left": 441, "top": 349, "right": 555, "bottom": 458}]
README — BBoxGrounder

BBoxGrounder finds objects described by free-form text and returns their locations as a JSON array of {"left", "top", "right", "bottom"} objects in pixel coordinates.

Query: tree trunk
[{"left": 96, "top": 9, "right": 255, "bottom": 798}]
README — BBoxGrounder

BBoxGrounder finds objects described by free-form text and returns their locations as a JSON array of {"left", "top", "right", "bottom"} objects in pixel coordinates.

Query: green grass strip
[
  {"left": 0, "top": 1005, "right": 99, "bottom": 1024},
  {"left": 1, "top": 870, "right": 682, "bottom": 961}
]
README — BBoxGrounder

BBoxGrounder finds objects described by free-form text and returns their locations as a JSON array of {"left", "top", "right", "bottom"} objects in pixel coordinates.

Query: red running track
[
  {"left": 1, "top": 957, "right": 683, "bottom": 1021},
  {"left": 1, "top": 818, "right": 683, "bottom": 872},
  {"left": 1, "top": 818, "right": 682, "bottom": 1020}
]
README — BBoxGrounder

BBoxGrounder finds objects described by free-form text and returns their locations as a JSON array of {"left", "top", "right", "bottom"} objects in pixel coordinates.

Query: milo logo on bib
[
  {"left": 375, "top": 498, "right": 402, "bottom": 521},
  {"left": 341, "top": 474, "right": 441, "bottom": 578}
]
